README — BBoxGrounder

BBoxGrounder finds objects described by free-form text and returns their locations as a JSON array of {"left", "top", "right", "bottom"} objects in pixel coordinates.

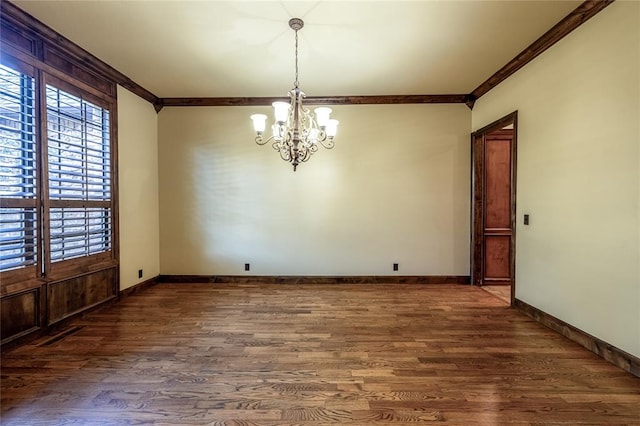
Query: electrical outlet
[
  {"left": 138, "top": 269, "right": 143, "bottom": 279},
  {"left": 245, "top": 263, "right": 250, "bottom": 271},
  {"left": 393, "top": 263, "right": 399, "bottom": 271}
]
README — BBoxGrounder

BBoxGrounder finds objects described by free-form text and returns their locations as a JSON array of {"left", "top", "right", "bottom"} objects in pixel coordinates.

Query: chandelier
[{"left": 250, "top": 18, "right": 339, "bottom": 171}]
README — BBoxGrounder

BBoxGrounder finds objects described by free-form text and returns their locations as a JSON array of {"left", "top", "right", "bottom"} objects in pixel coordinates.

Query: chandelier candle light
[{"left": 250, "top": 18, "right": 339, "bottom": 171}]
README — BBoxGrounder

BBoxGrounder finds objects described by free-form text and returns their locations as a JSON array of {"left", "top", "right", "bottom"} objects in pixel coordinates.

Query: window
[
  {"left": 0, "top": 58, "right": 115, "bottom": 281},
  {"left": 46, "top": 85, "right": 112, "bottom": 263},
  {"left": 0, "top": 63, "right": 37, "bottom": 272},
  {"left": 1, "top": 8, "right": 119, "bottom": 343}
]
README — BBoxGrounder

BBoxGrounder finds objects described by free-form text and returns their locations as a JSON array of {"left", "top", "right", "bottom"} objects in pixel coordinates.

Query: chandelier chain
[{"left": 294, "top": 29, "right": 299, "bottom": 88}]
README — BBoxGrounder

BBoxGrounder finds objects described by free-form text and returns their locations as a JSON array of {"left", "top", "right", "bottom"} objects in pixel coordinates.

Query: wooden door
[
  {"left": 483, "top": 130, "right": 513, "bottom": 284},
  {"left": 471, "top": 112, "right": 517, "bottom": 297}
]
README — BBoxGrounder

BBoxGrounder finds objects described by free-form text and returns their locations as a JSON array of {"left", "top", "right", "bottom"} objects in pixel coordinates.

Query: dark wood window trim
[
  {"left": 0, "top": 55, "right": 119, "bottom": 277},
  {"left": 0, "top": 56, "right": 42, "bottom": 292},
  {"left": 1, "top": 9, "right": 121, "bottom": 345},
  {"left": 41, "top": 73, "right": 117, "bottom": 278}
]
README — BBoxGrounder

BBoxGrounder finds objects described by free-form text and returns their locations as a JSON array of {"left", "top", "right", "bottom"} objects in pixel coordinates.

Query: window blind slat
[
  {"left": 0, "top": 63, "right": 38, "bottom": 273},
  {"left": 48, "top": 154, "right": 111, "bottom": 168},
  {"left": 46, "top": 84, "right": 111, "bottom": 207},
  {"left": 47, "top": 137, "right": 109, "bottom": 156},
  {"left": 48, "top": 205, "right": 111, "bottom": 262},
  {"left": 0, "top": 225, "right": 37, "bottom": 236},
  {"left": 0, "top": 147, "right": 35, "bottom": 158},
  {"left": 0, "top": 206, "right": 37, "bottom": 271}
]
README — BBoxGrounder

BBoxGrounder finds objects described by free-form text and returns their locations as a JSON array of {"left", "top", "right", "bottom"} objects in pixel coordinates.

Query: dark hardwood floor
[{"left": 2, "top": 283, "right": 639, "bottom": 425}]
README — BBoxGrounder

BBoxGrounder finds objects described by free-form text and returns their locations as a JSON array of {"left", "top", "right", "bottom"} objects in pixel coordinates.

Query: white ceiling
[{"left": 13, "top": 0, "right": 581, "bottom": 98}]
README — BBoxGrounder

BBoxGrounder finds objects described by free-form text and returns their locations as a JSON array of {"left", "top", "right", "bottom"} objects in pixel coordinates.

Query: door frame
[{"left": 470, "top": 111, "right": 518, "bottom": 305}]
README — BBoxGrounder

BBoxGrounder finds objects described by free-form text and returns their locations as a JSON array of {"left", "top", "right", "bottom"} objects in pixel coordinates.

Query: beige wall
[
  {"left": 117, "top": 0, "right": 639, "bottom": 358},
  {"left": 117, "top": 86, "right": 160, "bottom": 290},
  {"left": 472, "top": 2, "right": 640, "bottom": 357},
  {"left": 158, "top": 104, "right": 471, "bottom": 276}
]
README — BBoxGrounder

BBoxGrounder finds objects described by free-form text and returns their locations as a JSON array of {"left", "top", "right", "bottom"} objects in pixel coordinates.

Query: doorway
[{"left": 471, "top": 111, "right": 517, "bottom": 306}]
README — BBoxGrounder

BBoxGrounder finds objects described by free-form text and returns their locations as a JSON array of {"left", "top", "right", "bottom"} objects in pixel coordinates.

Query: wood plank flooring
[
  {"left": 481, "top": 285, "right": 511, "bottom": 304},
  {"left": 2, "top": 283, "right": 639, "bottom": 425}
]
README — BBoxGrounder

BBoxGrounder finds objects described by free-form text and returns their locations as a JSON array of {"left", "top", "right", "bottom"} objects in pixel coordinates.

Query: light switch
[{"left": 524, "top": 214, "right": 530, "bottom": 225}]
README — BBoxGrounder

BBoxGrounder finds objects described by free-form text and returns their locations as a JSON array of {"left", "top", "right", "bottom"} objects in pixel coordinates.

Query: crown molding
[
  {"left": 1, "top": 0, "right": 158, "bottom": 105},
  {"left": 470, "top": 0, "right": 615, "bottom": 102},
  {"left": 3, "top": 1, "right": 614, "bottom": 112},
  {"left": 154, "top": 94, "right": 470, "bottom": 112}
]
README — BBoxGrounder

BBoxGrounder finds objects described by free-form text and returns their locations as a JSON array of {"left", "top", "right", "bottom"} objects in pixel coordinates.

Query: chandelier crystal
[{"left": 250, "top": 18, "right": 338, "bottom": 171}]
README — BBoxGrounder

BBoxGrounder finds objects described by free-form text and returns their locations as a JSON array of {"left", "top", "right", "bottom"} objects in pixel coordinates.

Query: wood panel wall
[
  {"left": 47, "top": 268, "right": 118, "bottom": 325},
  {"left": 1, "top": 289, "right": 41, "bottom": 342}
]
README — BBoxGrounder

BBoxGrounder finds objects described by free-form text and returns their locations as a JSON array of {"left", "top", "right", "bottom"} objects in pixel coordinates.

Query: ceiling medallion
[{"left": 250, "top": 18, "right": 339, "bottom": 171}]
